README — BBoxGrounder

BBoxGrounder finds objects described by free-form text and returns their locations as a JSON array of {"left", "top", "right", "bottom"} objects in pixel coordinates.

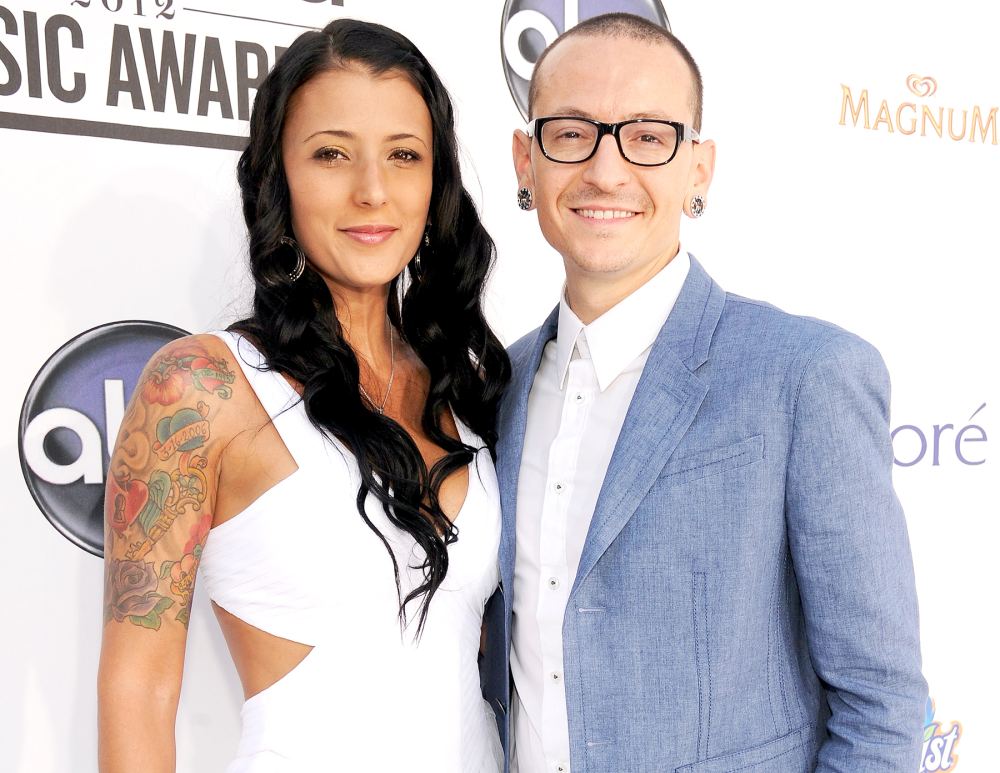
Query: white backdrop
[{"left": 2, "top": 1, "right": 996, "bottom": 771}]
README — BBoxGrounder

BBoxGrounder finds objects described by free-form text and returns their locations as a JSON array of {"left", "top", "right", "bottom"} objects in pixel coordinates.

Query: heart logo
[
  {"left": 191, "top": 357, "right": 223, "bottom": 393},
  {"left": 153, "top": 406, "right": 208, "bottom": 454},
  {"left": 906, "top": 74, "right": 937, "bottom": 98},
  {"left": 106, "top": 476, "right": 150, "bottom": 533},
  {"left": 189, "top": 356, "right": 234, "bottom": 398},
  {"left": 156, "top": 407, "right": 202, "bottom": 443}
]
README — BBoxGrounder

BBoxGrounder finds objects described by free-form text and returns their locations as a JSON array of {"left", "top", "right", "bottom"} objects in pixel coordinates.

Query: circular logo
[
  {"left": 19, "top": 321, "right": 189, "bottom": 557},
  {"left": 500, "top": 0, "right": 671, "bottom": 120}
]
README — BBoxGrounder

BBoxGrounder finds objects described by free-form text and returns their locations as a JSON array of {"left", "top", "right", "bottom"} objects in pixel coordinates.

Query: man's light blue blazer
[{"left": 479, "top": 256, "right": 926, "bottom": 773}]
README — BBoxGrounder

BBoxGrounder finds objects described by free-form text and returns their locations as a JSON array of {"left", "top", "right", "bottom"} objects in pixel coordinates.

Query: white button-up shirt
[{"left": 511, "top": 250, "right": 691, "bottom": 773}]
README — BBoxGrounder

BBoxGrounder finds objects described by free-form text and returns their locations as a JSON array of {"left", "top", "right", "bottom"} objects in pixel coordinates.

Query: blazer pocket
[
  {"left": 659, "top": 434, "right": 764, "bottom": 487},
  {"left": 674, "top": 723, "right": 814, "bottom": 773}
]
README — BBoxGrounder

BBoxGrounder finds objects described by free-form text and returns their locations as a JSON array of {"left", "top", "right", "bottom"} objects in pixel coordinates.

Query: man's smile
[{"left": 572, "top": 207, "right": 639, "bottom": 220}]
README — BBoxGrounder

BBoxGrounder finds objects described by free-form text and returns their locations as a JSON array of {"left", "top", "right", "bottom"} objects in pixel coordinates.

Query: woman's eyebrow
[
  {"left": 303, "top": 130, "right": 428, "bottom": 147},
  {"left": 303, "top": 129, "right": 353, "bottom": 143}
]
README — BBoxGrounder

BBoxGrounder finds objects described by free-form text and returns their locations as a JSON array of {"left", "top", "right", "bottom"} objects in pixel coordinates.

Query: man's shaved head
[{"left": 527, "top": 13, "right": 703, "bottom": 131}]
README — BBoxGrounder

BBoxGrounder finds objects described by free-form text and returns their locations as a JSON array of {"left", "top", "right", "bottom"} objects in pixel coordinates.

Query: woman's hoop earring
[
  {"left": 410, "top": 226, "right": 430, "bottom": 279},
  {"left": 517, "top": 186, "right": 533, "bottom": 211},
  {"left": 688, "top": 194, "right": 706, "bottom": 219},
  {"left": 279, "top": 236, "right": 307, "bottom": 282}
]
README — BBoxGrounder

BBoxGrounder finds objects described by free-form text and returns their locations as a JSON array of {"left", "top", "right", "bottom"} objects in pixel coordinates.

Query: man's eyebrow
[
  {"left": 623, "top": 110, "right": 674, "bottom": 121},
  {"left": 543, "top": 108, "right": 679, "bottom": 121},
  {"left": 546, "top": 107, "right": 594, "bottom": 119},
  {"left": 303, "top": 130, "right": 428, "bottom": 147}
]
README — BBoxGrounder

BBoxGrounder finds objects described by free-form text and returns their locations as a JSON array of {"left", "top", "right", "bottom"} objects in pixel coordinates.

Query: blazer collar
[
  {"left": 572, "top": 255, "right": 727, "bottom": 592},
  {"left": 661, "top": 254, "right": 725, "bottom": 370}
]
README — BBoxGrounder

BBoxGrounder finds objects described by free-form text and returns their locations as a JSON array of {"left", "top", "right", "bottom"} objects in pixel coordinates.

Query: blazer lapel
[
  {"left": 497, "top": 308, "right": 559, "bottom": 613},
  {"left": 572, "top": 257, "right": 727, "bottom": 593}
]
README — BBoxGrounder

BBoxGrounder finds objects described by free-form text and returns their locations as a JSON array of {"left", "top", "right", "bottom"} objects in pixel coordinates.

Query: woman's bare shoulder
[{"left": 139, "top": 332, "right": 266, "bottom": 415}]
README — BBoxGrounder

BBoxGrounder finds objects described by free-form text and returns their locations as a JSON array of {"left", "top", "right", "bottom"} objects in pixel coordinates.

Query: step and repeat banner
[{"left": 2, "top": 1, "right": 995, "bottom": 770}]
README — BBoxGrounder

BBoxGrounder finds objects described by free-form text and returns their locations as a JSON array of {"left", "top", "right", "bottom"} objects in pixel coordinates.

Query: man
[{"left": 479, "top": 12, "right": 926, "bottom": 773}]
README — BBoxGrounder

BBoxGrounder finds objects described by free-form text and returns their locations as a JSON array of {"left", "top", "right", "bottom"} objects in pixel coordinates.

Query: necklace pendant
[{"left": 358, "top": 317, "right": 395, "bottom": 416}]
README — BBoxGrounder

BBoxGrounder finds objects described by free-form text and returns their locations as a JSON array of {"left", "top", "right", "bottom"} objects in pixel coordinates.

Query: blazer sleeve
[{"left": 784, "top": 331, "right": 927, "bottom": 772}]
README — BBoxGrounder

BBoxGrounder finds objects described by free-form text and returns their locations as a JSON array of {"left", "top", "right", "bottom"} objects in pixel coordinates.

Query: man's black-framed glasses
[{"left": 527, "top": 116, "right": 700, "bottom": 167}]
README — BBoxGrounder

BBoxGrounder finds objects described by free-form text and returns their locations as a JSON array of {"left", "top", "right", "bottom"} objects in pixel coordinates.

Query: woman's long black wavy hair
[{"left": 231, "top": 18, "right": 510, "bottom": 634}]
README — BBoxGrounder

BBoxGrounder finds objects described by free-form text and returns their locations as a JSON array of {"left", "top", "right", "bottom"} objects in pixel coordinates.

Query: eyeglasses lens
[{"left": 539, "top": 119, "right": 679, "bottom": 164}]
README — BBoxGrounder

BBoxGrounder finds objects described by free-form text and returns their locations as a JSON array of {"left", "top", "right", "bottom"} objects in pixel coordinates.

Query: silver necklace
[{"left": 358, "top": 321, "right": 395, "bottom": 415}]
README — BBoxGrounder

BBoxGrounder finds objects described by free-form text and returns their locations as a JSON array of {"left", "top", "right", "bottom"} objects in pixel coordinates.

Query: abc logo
[
  {"left": 500, "top": 0, "right": 671, "bottom": 119},
  {"left": 18, "top": 321, "right": 188, "bottom": 556}
]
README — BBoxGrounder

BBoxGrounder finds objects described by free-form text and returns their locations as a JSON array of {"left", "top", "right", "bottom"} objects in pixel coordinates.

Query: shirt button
[
  {"left": 550, "top": 671, "right": 562, "bottom": 682},
  {"left": 574, "top": 392, "right": 585, "bottom": 403},
  {"left": 547, "top": 577, "right": 560, "bottom": 589},
  {"left": 553, "top": 481, "right": 565, "bottom": 494},
  {"left": 557, "top": 765, "right": 569, "bottom": 773}
]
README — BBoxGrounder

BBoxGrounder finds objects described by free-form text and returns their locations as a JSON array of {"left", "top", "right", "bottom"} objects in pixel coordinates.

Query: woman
[{"left": 98, "top": 18, "right": 509, "bottom": 772}]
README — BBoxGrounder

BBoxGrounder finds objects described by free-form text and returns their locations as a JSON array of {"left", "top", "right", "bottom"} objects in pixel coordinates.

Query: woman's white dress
[{"left": 199, "top": 331, "right": 503, "bottom": 772}]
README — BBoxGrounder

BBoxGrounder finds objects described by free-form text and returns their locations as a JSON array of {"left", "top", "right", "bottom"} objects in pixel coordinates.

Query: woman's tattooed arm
[{"left": 102, "top": 340, "right": 236, "bottom": 630}]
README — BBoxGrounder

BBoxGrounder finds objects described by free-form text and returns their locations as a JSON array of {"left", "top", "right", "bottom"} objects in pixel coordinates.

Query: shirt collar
[{"left": 555, "top": 249, "right": 691, "bottom": 392}]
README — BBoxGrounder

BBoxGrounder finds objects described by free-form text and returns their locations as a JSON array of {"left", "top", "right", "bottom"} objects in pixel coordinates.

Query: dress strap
[{"left": 209, "top": 331, "right": 361, "bottom": 481}]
